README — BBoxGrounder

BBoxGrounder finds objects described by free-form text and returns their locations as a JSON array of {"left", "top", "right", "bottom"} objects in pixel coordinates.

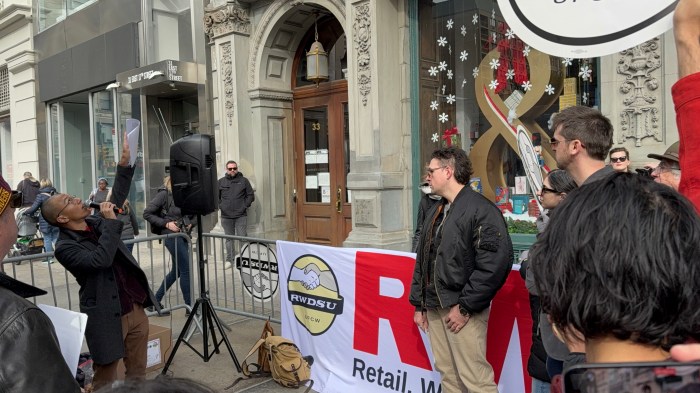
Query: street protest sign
[{"left": 498, "top": 0, "right": 678, "bottom": 58}]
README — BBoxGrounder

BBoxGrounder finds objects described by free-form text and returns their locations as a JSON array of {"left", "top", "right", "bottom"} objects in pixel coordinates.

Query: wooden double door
[{"left": 293, "top": 81, "right": 351, "bottom": 246}]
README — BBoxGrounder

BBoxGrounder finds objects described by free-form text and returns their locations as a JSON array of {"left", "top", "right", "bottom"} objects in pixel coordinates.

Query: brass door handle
[{"left": 336, "top": 186, "right": 342, "bottom": 213}]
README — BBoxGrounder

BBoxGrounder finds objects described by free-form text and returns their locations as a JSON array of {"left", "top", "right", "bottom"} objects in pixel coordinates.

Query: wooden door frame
[{"left": 293, "top": 80, "right": 349, "bottom": 245}]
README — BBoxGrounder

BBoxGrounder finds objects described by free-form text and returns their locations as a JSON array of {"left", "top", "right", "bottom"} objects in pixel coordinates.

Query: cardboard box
[{"left": 117, "top": 324, "right": 172, "bottom": 378}]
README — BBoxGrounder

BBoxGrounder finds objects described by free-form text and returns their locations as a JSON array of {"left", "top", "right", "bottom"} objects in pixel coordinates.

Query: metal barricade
[{"left": 1, "top": 232, "right": 282, "bottom": 324}]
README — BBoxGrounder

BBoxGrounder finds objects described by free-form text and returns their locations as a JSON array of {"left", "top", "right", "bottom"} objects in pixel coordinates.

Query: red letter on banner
[{"left": 353, "top": 251, "right": 432, "bottom": 370}]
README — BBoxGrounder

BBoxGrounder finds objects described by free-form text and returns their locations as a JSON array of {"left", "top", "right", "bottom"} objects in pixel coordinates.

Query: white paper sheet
[
  {"left": 306, "top": 175, "right": 318, "bottom": 189},
  {"left": 316, "top": 149, "right": 329, "bottom": 164},
  {"left": 317, "top": 172, "right": 330, "bottom": 187},
  {"left": 38, "top": 304, "right": 88, "bottom": 377},
  {"left": 321, "top": 186, "right": 331, "bottom": 203},
  {"left": 305, "top": 150, "right": 317, "bottom": 165},
  {"left": 126, "top": 119, "right": 141, "bottom": 167}
]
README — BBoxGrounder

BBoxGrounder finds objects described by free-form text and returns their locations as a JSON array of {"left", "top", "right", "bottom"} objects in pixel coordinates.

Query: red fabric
[
  {"left": 672, "top": 72, "right": 700, "bottom": 212},
  {"left": 486, "top": 269, "right": 533, "bottom": 393}
]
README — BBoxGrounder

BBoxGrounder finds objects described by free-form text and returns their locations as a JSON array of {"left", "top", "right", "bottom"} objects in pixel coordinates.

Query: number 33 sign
[{"left": 498, "top": 0, "right": 678, "bottom": 58}]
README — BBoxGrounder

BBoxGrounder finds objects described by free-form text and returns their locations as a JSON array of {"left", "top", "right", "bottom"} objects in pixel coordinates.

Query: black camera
[{"left": 636, "top": 167, "right": 654, "bottom": 178}]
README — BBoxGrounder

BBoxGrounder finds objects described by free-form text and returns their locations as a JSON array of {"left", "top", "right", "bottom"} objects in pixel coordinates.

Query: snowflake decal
[
  {"left": 447, "top": 70, "right": 453, "bottom": 80},
  {"left": 489, "top": 58, "right": 501, "bottom": 70},
  {"left": 428, "top": 66, "right": 438, "bottom": 77},
  {"left": 545, "top": 84, "right": 555, "bottom": 95},
  {"left": 437, "top": 36, "right": 447, "bottom": 47},
  {"left": 439, "top": 113, "right": 449, "bottom": 123},
  {"left": 582, "top": 92, "right": 589, "bottom": 104},
  {"left": 489, "top": 80, "right": 499, "bottom": 90},
  {"left": 460, "top": 25, "right": 467, "bottom": 37},
  {"left": 492, "top": 9, "right": 496, "bottom": 19},
  {"left": 505, "top": 29, "right": 515, "bottom": 40},
  {"left": 431, "top": 133, "right": 440, "bottom": 143},
  {"left": 472, "top": 67, "right": 480, "bottom": 78},
  {"left": 442, "top": 85, "right": 446, "bottom": 94},
  {"left": 506, "top": 69, "right": 515, "bottom": 80},
  {"left": 430, "top": 100, "right": 439, "bottom": 111},
  {"left": 492, "top": 32, "right": 497, "bottom": 43},
  {"left": 579, "top": 65, "right": 592, "bottom": 79},
  {"left": 523, "top": 45, "right": 531, "bottom": 57},
  {"left": 562, "top": 58, "right": 573, "bottom": 67},
  {"left": 438, "top": 61, "right": 448, "bottom": 71},
  {"left": 446, "top": 94, "right": 456, "bottom": 104},
  {"left": 462, "top": 79, "right": 467, "bottom": 87},
  {"left": 472, "top": 13, "right": 479, "bottom": 25},
  {"left": 460, "top": 50, "right": 469, "bottom": 62},
  {"left": 521, "top": 80, "right": 532, "bottom": 91},
  {"left": 446, "top": 19, "right": 454, "bottom": 30}
]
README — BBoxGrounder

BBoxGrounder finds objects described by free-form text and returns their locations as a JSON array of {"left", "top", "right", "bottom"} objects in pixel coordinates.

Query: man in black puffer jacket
[
  {"left": 218, "top": 160, "right": 254, "bottom": 268},
  {"left": 410, "top": 147, "right": 512, "bottom": 393}
]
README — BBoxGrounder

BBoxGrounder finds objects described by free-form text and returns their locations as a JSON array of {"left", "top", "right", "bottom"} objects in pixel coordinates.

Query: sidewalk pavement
[{"left": 145, "top": 309, "right": 318, "bottom": 393}]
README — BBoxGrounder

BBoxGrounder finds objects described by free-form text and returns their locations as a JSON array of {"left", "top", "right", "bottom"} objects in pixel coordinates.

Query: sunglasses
[
  {"left": 425, "top": 166, "right": 446, "bottom": 175},
  {"left": 227, "top": 167, "right": 238, "bottom": 171},
  {"left": 546, "top": 138, "right": 570, "bottom": 148},
  {"left": 540, "top": 186, "right": 560, "bottom": 195},
  {"left": 610, "top": 156, "right": 628, "bottom": 163},
  {"left": 9, "top": 191, "right": 22, "bottom": 209}
]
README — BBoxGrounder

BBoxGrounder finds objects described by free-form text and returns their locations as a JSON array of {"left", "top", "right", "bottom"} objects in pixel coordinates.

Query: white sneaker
[{"left": 224, "top": 261, "right": 232, "bottom": 270}]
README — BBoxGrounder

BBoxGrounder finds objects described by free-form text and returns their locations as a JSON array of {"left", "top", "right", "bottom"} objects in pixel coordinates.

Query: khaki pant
[
  {"left": 93, "top": 303, "right": 149, "bottom": 390},
  {"left": 427, "top": 307, "right": 497, "bottom": 393}
]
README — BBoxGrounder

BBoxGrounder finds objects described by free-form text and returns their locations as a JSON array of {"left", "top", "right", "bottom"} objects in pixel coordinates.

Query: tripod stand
[{"left": 162, "top": 215, "right": 241, "bottom": 374}]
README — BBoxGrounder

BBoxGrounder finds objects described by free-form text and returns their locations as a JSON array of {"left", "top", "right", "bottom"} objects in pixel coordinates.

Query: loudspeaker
[{"left": 169, "top": 134, "right": 218, "bottom": 215}]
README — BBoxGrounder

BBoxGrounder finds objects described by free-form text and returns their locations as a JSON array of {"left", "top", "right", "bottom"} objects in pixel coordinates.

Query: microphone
[{"left": 84, "top": 200, "right": 123, "bottom": 214}]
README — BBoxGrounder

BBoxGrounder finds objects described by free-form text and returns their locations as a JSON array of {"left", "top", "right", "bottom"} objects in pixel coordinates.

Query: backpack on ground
[{"left": 226, "top": 321, "right": 314, "bottom": 392}]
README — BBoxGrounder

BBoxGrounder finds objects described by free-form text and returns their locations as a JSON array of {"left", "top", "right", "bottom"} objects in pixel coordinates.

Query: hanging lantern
[{"left": 306, "top": 12, "right": 329, "bottom": 86}]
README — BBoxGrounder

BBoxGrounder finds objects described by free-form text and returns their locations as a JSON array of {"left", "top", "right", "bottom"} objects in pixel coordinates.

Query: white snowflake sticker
[
  {"left": 545, "top": 84, "right": 555, "bottom": 95},
  {"left": 430, "top": 100, "right": 439, "bottom": 111},
  {"left": 489, "top": 80, "right": 499, "bottom": 90},
  {"left": 438, "top": 61, "right": 448, "bottom": 71},
  {"left": 446, "top": 19, "right": 454, "bottom": 30},
  {"left": 439, "top": 113, "right": 449, "bottom": 123},
  {"left": 472, "top": 13, "right": 479, "bottom": 25},
  {"left": 506, "top": 29, "right": 515, "bottom": 40},
  {"left": 492, "top": 32, "right": 497, "bottom": 43},
  {"left": 428, "top": 66, "right": 438, "bottom": 77},
  {"left": 431, "top": 133, "right": 439, "bottom": 143},
  {"left": 446, "top": 94, "right": 456, "bottom": 104},
  {"left": 523, "top": 45, "right": 531, "bottom": 57},
  {"left": 460, "top": 25, "right": 467, "bottom": 37},
  {"left": 492, "top": 9, "right": 496, "bottom": 19},
  {"left": 472, "top": 67, "right": 479, "bottom": 78},
  {"left": 521, "top": 80, "right": 532, "bottom": 91},
  {"left": 460, "top": 50, "right": 469, "bottom": 62},
  {"left": 442, "top": 85, "right": 446, "bottom": 94},
  {"left": 447, "top": 70, "right": 453, "bottom": 80},
  {"left": 462, "top": 79, "right": 467, "bottom": 87},
  {"left": 506, "top": 69, "right": 515, "bottom": 80},
  {"left": 489, "top": 58, "right": 501, "bottom": 70},
  {"left": 582, "top": 92, "right": 589, "bottom": 104},
  {"left": 437, "top": 36, "right": 447, "bottom": 47},
  {"left": 562, "top": 58, "right": 573, "bottom": 67},
  {"left": 579, "top": 65, "right": 592, "bottom": 79}
]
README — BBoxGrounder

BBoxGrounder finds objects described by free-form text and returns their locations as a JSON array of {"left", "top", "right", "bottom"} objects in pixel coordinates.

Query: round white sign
[{"left": 497, "top": 0, "right": 678, "bottom": 58}]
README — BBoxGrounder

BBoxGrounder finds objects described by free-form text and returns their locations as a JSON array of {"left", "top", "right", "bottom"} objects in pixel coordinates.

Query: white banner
[
  {"left": 278, "top": 241, "right": 534, "bottom": 393},
  {"left": 498, "top": 0, "right": 678, "bottom": 58}
]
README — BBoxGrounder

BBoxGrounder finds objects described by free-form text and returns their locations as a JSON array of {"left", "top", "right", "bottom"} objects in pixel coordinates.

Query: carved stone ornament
[
  {"left": 204, "top": 1, "right": 251, "bottom": 41},
  {"left": 617, "top": 38, "right": 662, "bottom": 147},
  {"left": 221, "top": 43, "right": 235, "bottom": 126},
  {"left": 353, "top": 3, "right": 371, "bottom": 106}
]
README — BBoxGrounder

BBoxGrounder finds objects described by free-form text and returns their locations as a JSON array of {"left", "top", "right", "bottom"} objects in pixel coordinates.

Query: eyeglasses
[
  {"left": 9, "top": 191, "right": 22, "bottom": 209},
  {"left": 227, "top": 167, "right": 238, "bottom": 171},
  {"left": 425, "top": 166, "right": 447, "bottom": 176},
  {"left": 546, "top": 138, "right": 571, "bottom": 148},
  {"left": 610, "top": 156, "right": 628, "bottom": 163},
  {"left": 55, "top": 195, "right": 76, "bottom": 220},
  {"left": 653, "top": 161, "right": 680, "bottom": 173},
  {"left": 540, "top": 186, "right": 560, "bottom": 195}
]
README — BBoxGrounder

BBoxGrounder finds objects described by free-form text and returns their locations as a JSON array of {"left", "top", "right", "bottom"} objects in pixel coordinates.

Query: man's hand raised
[{"left": 118, "top": 131, "right": 130, "bottom": 167}]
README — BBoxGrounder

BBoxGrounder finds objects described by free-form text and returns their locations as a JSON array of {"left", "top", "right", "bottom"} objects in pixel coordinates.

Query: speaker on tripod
[
  {"left": 163, "top": 133, "right": 241, "bottom": 374},
  {"left": 169, "top": 133, "right": 218, "bottom": 215}
]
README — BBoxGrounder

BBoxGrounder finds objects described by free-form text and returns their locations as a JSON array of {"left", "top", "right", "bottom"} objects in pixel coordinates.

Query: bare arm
[{"left": 674, "top": 0, "right": 700, "bottom": 78}]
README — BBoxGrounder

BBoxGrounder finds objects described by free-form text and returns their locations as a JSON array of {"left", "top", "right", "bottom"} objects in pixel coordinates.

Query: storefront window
[
  {"left": 146, "top": 0, "right": 193, "bottom": 63},
  {"left": 416, "top": 0, "right": 599, "bottom": 204},
  {"left": 37, "top": 0, "right": 97, "bottom": 31}
]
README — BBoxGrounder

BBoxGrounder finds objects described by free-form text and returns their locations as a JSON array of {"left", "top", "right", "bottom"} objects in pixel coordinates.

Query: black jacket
[
  {"left": 24, "top": 186, "right": 58, "bottom": 234},
  {"left": 0, "top": 286, "right": 81, "bottom": 393},
  {"left": 218, "top": 172, "right": 254, "bottom": 219},
  {"left": 410, "top": 186, "right": 513, "bottom": 314},
  {"left": 55, "top": 165, "right": 158, "bottom": 365},
  {"left": 16, "top": 178, "right": 40, "bottom": 207},
  {"left": 411, "top": 193, "right": 441, "bottom": 252},
  {"left": 519, "top": 261, "right": 550, "bottom": 382},
  {"left": 143, "top": 188, "right": 193, "bottom": 234}
]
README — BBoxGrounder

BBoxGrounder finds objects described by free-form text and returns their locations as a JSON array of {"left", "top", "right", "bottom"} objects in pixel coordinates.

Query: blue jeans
[
  {"left": 155, "top": 236, "right": 192, "bottom": 305},
  {"left": 532, "top": 378, "right": 551, "bottom": 393},
  {"left": 42, "top": 226, "right": 60, "bottom": 254}
]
